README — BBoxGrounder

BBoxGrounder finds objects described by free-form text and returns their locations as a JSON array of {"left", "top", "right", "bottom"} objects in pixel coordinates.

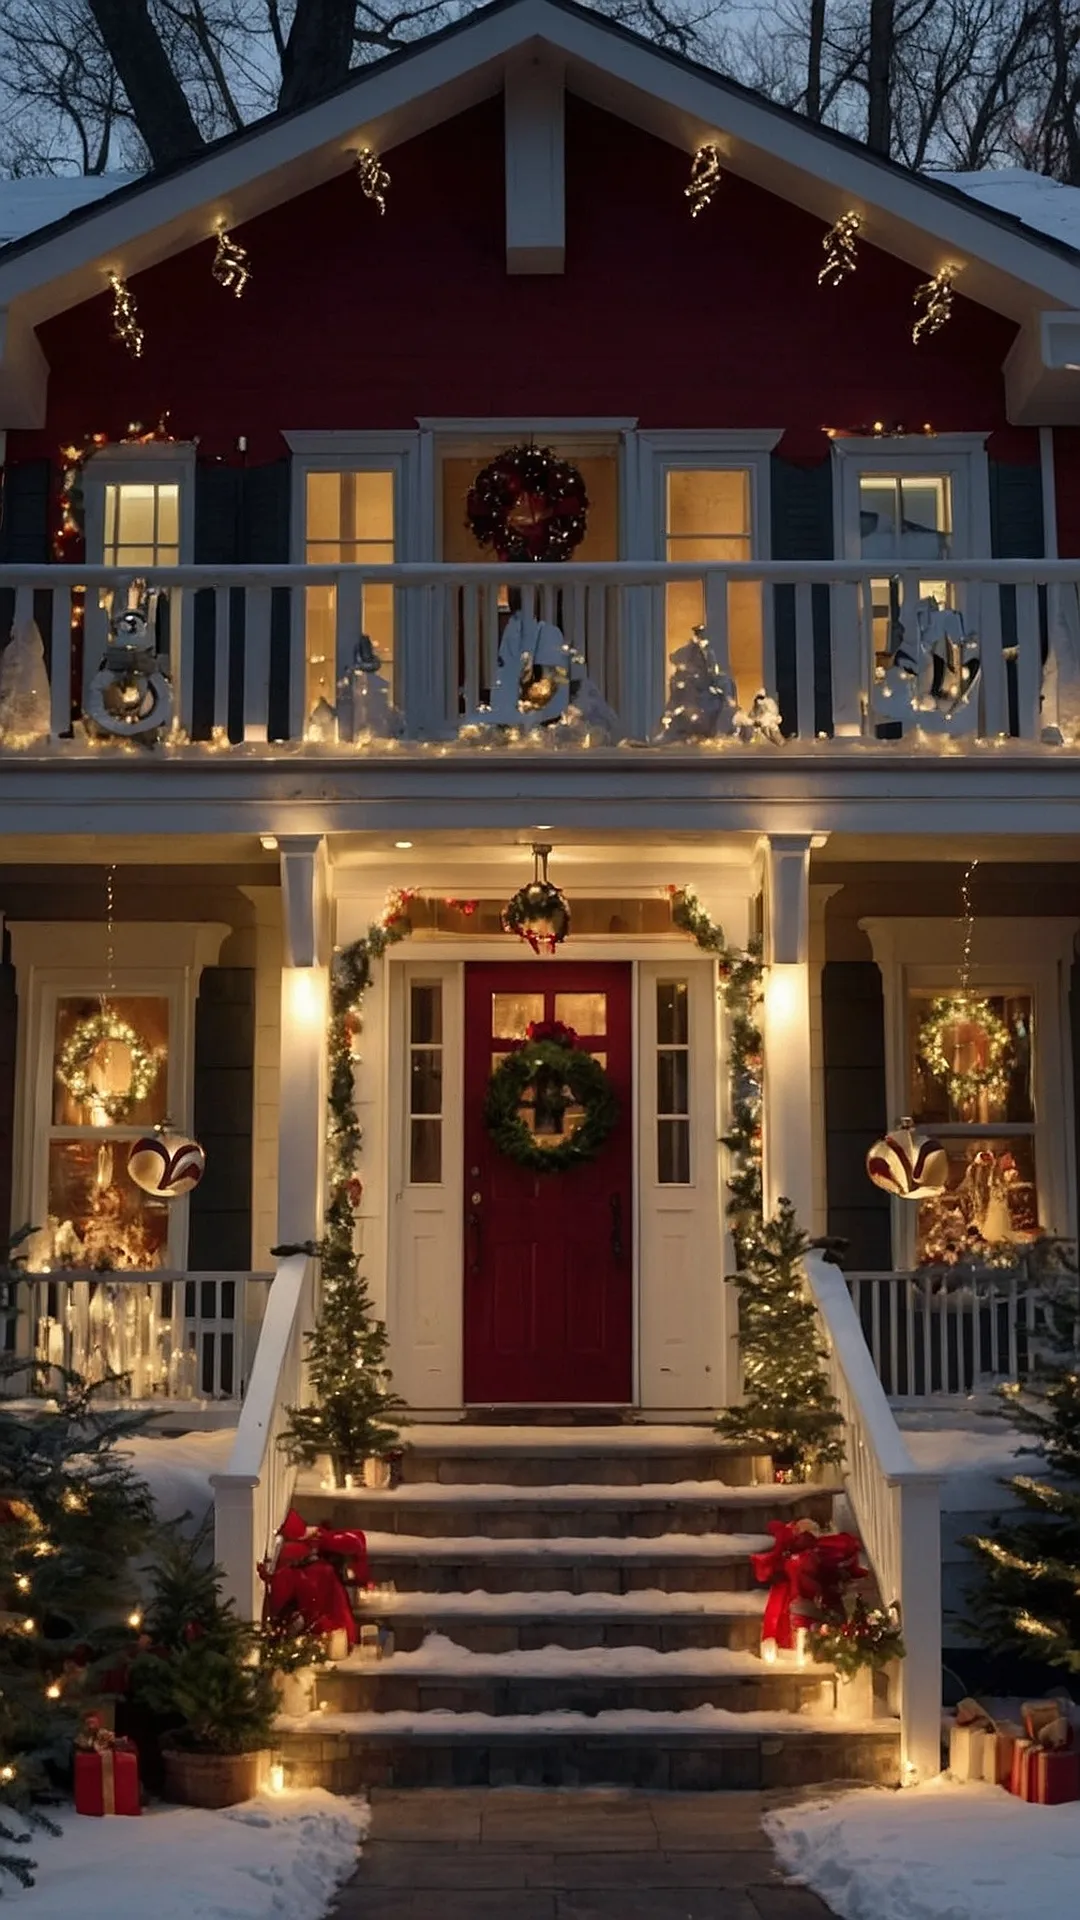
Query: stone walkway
[{"left": 331, "top": 1787, "right": 841, "bottom": 1919}]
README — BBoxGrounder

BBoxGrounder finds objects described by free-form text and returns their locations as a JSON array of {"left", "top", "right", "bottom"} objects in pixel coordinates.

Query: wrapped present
[
  {"left": 73, "top": 1725, "right": 140, "bottom": 1817},
  {"left": 981, "top": 1722, "right": 1023, "bottom": 1788},
  {"left": 1032, "top": 1749, "right": 1080, "bottom": 1806},
  {"left": 950, "top": 1721, "right": 991, "bottom": 1783},
  {"left": 1010, "top": 1737, "right": 1036, "bottom": 1800},
  {"left": 1022, "top": 1700, "right": 1066, "bottom": 1742}
]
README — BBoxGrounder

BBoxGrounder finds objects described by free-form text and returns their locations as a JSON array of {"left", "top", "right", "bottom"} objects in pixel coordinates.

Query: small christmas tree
[
  {"left": 279, "top": 1219, "right": 406, "bottom": 1481},
  {"left": 132, "top": 1530, "right": 278, "bottom": 1755},
  {"left": 966, "top": 1243, "right": 1080, "bottom": 1670},
  {"left": 717, "top": 1200, "right": 844, "bottom": 1478}
]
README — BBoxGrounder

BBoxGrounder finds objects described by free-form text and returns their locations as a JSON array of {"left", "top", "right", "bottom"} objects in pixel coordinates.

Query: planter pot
[
  {"left": 275, "top": 1667, "right": 316, "bottom": 1717},
  {"left": 161, "top": 1746, "right": 271, "bottom": 1810},
  {"left": 362, "top": 1455, "right": 392, "bottom": 1490},
  {"left": 834, "top": 1666, "right": 875, "bottom": 1722}
]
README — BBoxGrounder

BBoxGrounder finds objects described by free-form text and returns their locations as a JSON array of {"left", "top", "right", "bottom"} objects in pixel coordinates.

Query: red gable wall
[{"left": 12, "top": 94, "right": 1034, "bottom": 470}]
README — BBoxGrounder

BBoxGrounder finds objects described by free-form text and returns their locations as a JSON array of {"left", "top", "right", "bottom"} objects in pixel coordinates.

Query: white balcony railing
[
  {"left": 2, "top": 557, "right": 1080, "bottom": 750},
  {"left": 0, "top": 1270, "right": 272, "bottom": 1404},
  {"left": 805, "top": 1251, "right": 943, "bottom": 1782},
  {"left": 846, "top": 1267, "right": 1041, "bottom": 1403}
]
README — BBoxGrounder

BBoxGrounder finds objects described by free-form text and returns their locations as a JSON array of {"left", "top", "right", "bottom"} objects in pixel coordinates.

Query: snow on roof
[
  {"left": 935, "top": 166, "right": 1080, "bottom": 254},
  {"left": 0, "top": 173, "right": 139, "bottom": 244}
]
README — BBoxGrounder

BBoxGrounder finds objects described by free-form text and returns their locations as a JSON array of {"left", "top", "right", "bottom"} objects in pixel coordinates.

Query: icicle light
[
  {"left": 212, "top": 223, "right": 251, "bottom": 297},
  {"left": 913, "top": 263, "right": 961, "bottom": 344},
  {"left": 108, "top": 272, "right": 144, "bottom": 358},
  {"left": 685, "top": 144, "right": 722, "bottom": 218},
  {"left": 355, "top": 147, "right": 390, "bottom": 216},
  {"left": 819, "top": 210, "right": 861, "bottom": 287}
]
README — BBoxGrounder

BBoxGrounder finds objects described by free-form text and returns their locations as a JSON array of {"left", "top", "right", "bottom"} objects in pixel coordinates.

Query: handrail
[
  {"left": 5, "top": 558, "right": 1080, "bottom": 586},
  {"left": 210, "top": 1250, "right": 315, "bottom": 1618},
  {"left": 805, "top": 1250, "right": 943, "bottom": 1781}
]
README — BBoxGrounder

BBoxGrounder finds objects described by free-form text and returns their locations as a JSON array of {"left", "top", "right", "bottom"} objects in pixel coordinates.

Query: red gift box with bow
[{"left": 74, "top": 1720, "right": 140, "bottom": 1817}]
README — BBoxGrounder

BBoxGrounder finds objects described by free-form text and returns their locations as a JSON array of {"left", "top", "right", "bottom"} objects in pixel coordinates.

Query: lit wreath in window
[
  {"left": 485, "top": 1021, "right": 617, "bottom": 1174},
  {"left": 917, "top": 993, "right": 1012, "bottom": 1108},
  {"left": 57, "top": 1009, "right": 162, "bottom": 1122},
  {"left": 466, "top": 444, "right": 589, "bottom": 563}
]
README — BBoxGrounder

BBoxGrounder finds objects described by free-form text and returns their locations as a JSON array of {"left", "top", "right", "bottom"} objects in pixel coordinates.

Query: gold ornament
[
  {"left": 819, "top": 210, "right": 861, "bottom": 287},
  {"left": 108, "top": 273, "right": 144, "bottom": 358},
  {"left": 212, "top": 223, "right": 251, "bottom": 297},
  {"left": 913, "top": 264, "right": 961, "bottom": 344},
  {"left": 685, "top": 145, "right": 722, "bottom": 218},
  {"left": 355, "top": 147, "right": 390, "bottom": 216}
]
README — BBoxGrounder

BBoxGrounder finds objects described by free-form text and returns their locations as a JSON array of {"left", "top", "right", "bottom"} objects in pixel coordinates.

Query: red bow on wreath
[
  {"left": 524, "top": 1019, "right": 578, "bottom": 1048},
  {"left": 258, "top": 1508, "right": 370, "bottom": 1650},
  {"left": 751, "top": 1519, "right": 868, "bottom": 1651}
]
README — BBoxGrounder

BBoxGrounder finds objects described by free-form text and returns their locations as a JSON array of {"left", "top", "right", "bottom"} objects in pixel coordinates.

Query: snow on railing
[
  {"left": 804, "top": 1249, "right": 943, "bottom": 1782},
  {"left": 211, "top": 1250, "right": 315, "bottom": 1619},
  {"left": 846, "top": 1267, "right": 1040, "bottom": 1401},
  {"left": 3, "top": 556, "right": 1080, "bottom": 750}
]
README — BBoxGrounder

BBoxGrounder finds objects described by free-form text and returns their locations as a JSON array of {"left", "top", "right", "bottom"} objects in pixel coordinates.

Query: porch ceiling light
[{"left": 501, "top": 843, "right": 570, "bottom": 956}]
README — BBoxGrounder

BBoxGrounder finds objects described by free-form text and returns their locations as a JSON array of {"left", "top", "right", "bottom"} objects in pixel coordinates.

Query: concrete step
[
  {"left": 276, "top": 1714, "right": 902, "bottom": 1792},
  {"left": 357, "top": 1532, "right": 767, "bottom": 1595},
  {"left": 393, "top": 1425, "right": 768, "bottom": 1489},
  {"left": 305, "top": 1483, "right": 832, "bottom": 1541},
  {"left": 359, "top": 1591, "right": 766, "bottom": 1655},
  {"left": 316, "top": 1651, "right": 833, "bottom": 1719}
]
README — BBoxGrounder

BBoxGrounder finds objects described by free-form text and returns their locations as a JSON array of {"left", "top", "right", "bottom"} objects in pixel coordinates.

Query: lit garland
[
  {"left": 56, "top": 1010, "right": 161, "bottom": 1123},
  {"left": 810, "top": 1596, "right": 905, "bottom": 1677},
  {"left": 212, "top": 223, "right": 251, "bottom": 297},
  {"left": 912, "top": 263, "right": 961, "bottom": 344},
  {"left": 818, "top": 210, "right": 861, "bottom": 287},
  {"left": 108, "top": 273, "right": 144, "bottom": 358},
  {"left": 685, "top": 144, "right": 722, "bottom": 218},
  {"left": 54, "top": 417, "right": 175, "bottom": 563},
  {"left": 355, "top": 147, "right": 390, "bottom": 216}
]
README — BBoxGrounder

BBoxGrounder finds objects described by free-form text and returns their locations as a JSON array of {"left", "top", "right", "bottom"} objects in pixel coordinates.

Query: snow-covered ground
[
  {"left": 120, "top": 1428, "right": 236, "bottom": 1529},
  {"left": 17, "top": 1789, "right": 366, "bottom": 1920},
  {"left": 767, "top": 1777, "right": 1080, "bottom": 1920}
]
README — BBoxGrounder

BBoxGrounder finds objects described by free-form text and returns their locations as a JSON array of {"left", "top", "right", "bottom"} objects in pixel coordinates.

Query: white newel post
[
  {"left": 762, "top": 834, "right": 816, "bottom": 1225},
  {"left": 277, "top": 836, "right": 331, "bottom": 1244}
]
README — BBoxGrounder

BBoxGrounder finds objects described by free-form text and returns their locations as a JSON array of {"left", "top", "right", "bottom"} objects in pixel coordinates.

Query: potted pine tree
[
  {"left": 279, "top": 1233, "right": 405, "bottom": 1490},
  {"left": 132, "top": 1534, "right": 277, "bottom": 1809}
]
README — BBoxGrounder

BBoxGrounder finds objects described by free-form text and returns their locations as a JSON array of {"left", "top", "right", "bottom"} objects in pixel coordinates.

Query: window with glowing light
[
  {"left": 656, "top": 980, "right": 691, "bottom": 1184},
  {"left": 102, "top": 482, "right": 180, "bottom": 568},
  {"left": 303, "top": 470, "right": 395, "bottom": 719},
  {"left": 42, "top": 995, "right": 171, "bottom": 1272},
  {"left": 664, "top": 469, "right": 762, "bottom": 711},
  {"left": 408, "top": 982, "right": 443, "bottom": 1184},
  {"left": 906, "top": 986, "right": 1039, "bottom": 1262}
]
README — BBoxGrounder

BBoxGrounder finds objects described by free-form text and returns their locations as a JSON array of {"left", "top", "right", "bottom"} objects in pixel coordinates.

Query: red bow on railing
[
  {"left": 259, "top": 1509, "right": 370, "bottom": 1649},
  {"left": 750, "top": 1519, "right": 868, "bottom": 1650}
]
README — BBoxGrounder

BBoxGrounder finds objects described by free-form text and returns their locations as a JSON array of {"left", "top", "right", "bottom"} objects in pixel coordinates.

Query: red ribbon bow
[
  {"left": 259, "top": 1509, "right": 370, "bottom": 1649},
  {"left": 751, "top": 1519, "right": 868, "bottom": 1649}
]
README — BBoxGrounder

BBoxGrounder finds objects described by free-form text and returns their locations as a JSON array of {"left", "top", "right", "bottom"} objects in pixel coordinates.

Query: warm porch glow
[{"left": 284, "top": 967, "right": 328, "bottom": 1029}]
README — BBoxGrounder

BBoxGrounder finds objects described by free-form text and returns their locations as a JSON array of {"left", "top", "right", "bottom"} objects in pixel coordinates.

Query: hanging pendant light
[{"left": 501, "top": 843, "right": 570, "bottom": 955}]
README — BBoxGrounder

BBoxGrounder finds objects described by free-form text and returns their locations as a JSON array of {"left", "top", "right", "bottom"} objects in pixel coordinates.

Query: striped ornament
[
  {"left": 127, "top": 1130, "right": 206, "bottom": 1199},
  {"left": 866, "top": 1120, "right": 948, "bottom": 1200}
]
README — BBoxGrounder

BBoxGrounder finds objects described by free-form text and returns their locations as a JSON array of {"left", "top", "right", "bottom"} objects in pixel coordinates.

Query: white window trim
[
  {"left": 860, "top": 915, "right": 1078, "bottom": 1266},
  {"left": 83, "top": 441, "right": 197, "bottom": 565},
  {"left": 830, "top": 432, "right": 993, "bottom": 561},
  {"left": 631, "top": 429, "right": 782, "bottom": 560},
  {"left": 417, "top": 419, "right": 639, "bottom": 560},
  {"left": 282, "top": 430, "right": 423, "bottom": 561}
]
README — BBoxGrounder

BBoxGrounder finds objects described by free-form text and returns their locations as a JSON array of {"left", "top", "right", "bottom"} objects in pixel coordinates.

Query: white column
[
  {"left": 762, "top": 833, "right": 816, "bottom": 1225},
  {"left": 276, "top": 836, "right": 330, "bottom": 1246}
]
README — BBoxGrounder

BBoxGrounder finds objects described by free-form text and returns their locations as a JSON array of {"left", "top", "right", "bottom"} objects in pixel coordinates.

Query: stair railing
[{"left": 804, "top": 1249, "right": 943, "bottom": 1781}]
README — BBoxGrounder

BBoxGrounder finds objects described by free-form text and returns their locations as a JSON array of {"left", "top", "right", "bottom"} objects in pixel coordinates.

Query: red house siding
[{"left": 10, "top": 94, "right": 1037, "bottom": 475}]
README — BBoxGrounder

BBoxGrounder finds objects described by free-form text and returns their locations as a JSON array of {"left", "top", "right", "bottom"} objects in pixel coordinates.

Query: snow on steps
[{"left": 278, "top": 1427, "right": 900, "bottom": 1791}]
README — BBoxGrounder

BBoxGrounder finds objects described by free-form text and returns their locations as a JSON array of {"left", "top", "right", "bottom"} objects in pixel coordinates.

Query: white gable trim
[{"left": 504, "top": 51, "right": 565, "bottom": 272}]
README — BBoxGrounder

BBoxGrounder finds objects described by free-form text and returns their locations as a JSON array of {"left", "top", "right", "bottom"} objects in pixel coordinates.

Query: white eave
[{"left": 1, "top": 0, "right": 1079, "bottom": 425}]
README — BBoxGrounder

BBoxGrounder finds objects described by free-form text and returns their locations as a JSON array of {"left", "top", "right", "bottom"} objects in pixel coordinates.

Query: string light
[
  {"left": 127, "top": 1610, "right": 143, "bottom": 1630},
  {"left": 819, "top": 210, "right": 861, "bottom": 287},
  {"left": 959, "top": 857, "right": 977, "bottom": 993},
  {"left": 355, "top": 147, "right": 390, "bottom": 216},
  {"left": 14, "top": 1576, "right": 29, "bottom": 1594},
  {"left": 20, "top": 1619, "right": 34, "bottom": 1635},
  {"left": 0, "top": 1766, "right": 15, "bottom": 1783},
  {"left": 685, "top": 144, "right": 722, "bottom": 218},
  {"left": 211, "top": 223, "right": 251, "bottom": 297},
  {"left": 108, "top": 272, "right": 144, "bottom": 358},
  {"left": 912, "top": 263, "right": 961, "bottom": 344},
  {"left": 45, "top": 1684, "right": 61, "bottom": 1700}
]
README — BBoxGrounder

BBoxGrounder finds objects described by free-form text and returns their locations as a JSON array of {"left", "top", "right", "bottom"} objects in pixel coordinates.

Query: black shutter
[
  {"left": 187, "top": 967, "right": 254, "bottom": 1273},
  {"left": 1070, "top": 961, "right": 1080, "bottom": 1258},
  {"left": 192, "top": 465, "right": 243, "bottom": 740},
  {"left": 241, "top": 461, "right": 292, "bottom": 742},
  {"left": 0, "top": 960, "right": 16, "bottom": 1243},
  {"left": 990, "top": 458, "right": 1047, "bottom": 729},
  {"left": 0, "top": 460, "right": 52, "bottom": 681},
  {"left": 822, "top": 960, "right": 891, "bottom": 1270},
  {"left": 769, "top": 456, "right": 833, "bottom": 736}
]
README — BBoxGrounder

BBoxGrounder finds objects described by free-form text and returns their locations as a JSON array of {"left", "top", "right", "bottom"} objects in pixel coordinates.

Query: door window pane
[
  {"left": 656, "top": 979, "right": 690, "bottom": 1184},
  {"left": 554, "top": 993, "right": 606, "bottom": 1035},
  {"left": 408, "top": 981, "right": 443, "bottom": 1183},
  {"left": 491, "top": 992, "right": 544, "bottom": 1039},
  {"left": 304, "top": 469, "right": 395, "bottom": 720},
  {"left": 664, "top": 468, "right": 761, "bottom": 710}
]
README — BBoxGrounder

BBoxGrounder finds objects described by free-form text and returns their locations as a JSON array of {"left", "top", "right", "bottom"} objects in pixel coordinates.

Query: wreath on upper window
[
  {"left": 484, "top": 1020, "right": 617, "bottom": 1173},
  {"left": 466, "top": 445, "right": 589, "bottom": 563},
  {"left": 917, "top": 993, "right": 1012, "bottom": 1109},
  {"left": 57, "top": 1008, "right": 162, "bottom": 1122}
]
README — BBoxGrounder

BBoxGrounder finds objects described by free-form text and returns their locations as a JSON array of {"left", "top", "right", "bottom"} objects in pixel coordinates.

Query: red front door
[{"left": 463, "top": 962, "right": 633, "bottom": 1405}]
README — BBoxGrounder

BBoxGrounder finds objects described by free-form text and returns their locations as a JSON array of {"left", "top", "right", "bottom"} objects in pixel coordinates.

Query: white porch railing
[
  {"left": 211, "top": 1250, "right": 316, "bottom": 1618},
  {"left": 846, "top": 1267, "right": 1041, "bottom": 1402},
  {"left": 1, "top": 1270, "right": 271, "bottom": 1403},
  {"left": 805, "top": 1250, "right": 943, "bottom": 1781},
  {"left": 3, "top": 557, "right": 1080, "bottom": 749}
]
